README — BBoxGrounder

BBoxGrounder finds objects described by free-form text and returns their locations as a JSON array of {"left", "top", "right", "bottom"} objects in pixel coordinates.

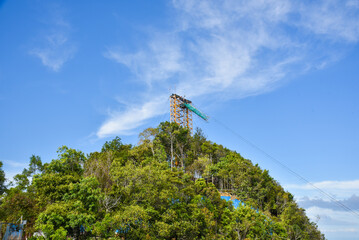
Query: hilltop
[{"left": 0, "top": 122, "right": 324, "bottom": 239}]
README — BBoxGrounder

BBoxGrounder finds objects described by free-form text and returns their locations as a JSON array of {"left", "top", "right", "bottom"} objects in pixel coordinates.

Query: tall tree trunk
[
  {"left": 170, "top": 134, "right": 174, "bottom": 170},
  {"left": 150, "top": 144, "right": 154, "bottom": 157}
]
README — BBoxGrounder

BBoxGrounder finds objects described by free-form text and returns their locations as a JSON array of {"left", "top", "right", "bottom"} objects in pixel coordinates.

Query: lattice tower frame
[{"left": 170, "top": 94, "right": 193, "bottom": 133}]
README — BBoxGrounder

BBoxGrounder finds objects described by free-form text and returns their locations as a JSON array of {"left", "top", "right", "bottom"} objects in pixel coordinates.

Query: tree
[
  {"left": 156, "top": 122, "right": 178, "bottom": 169},
  {"left": 156, "top": 121, "right": 190, "bottom": 169},
  {"left": 0, "top": 160, "right": 6, "bottom": 195},
  {"left": 33, "top": 147, "right": 85, "bottom": 206},
  {"left": 13, "top": 155, "right": 43, "bottom": 191},
  {"left": 101, "top": 136, "right": 123, "bottom": 153},
  {"left": 0, "top": 122, "right": 325, "bottom": 239},
  {"left": 85, "top": 151, "right": 114, "bottom": 192},
  {"left": 36, "top": 177, "right": 101, "bottom": 239},
  {"left": 138, "top": 127, "right": 158, "bottom": 157},
  {"left": 0, "top": 188, "right": 39, "bottom": 234}
]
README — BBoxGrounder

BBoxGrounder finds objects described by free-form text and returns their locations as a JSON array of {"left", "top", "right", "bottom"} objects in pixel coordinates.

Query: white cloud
[
  {"left": 30, "top": 32, "right": 76, "bottom": 72},
  {"left": 298, "top": 0, "right": 359, "bottom": 42},
  {"left": 29, "top": 5, "right": 76, "bottom": 72},
  {"left": 2, "top": 159, "right": 27, "bottom": 168},
  {"left": 287, "top": 179, "right": 359, "bottom": 190},
  {"left": 3, "top": 170, "right": 20, "bottom": 184},
  {"left": 305, "top": 207, "right": 359, "bottom": 237},
  {"left": 97, "top": 95, "right": 168, "bottom": 138},
  {"left": 286, "top": 179, "right": 359, "bottom": 201},
  {"left": 297, "top": 195, "right": 359, "bottom": 211},
  {"left": 98, "top": 0, "right": 359, "bottom": 137},
  {"left": 105, "top": 33, "right": 184, "bottom": 87},
  {"left": 287, "top": 181, "right": 359, "bottom": 239},
  {"left": 1, "top": 159, "right": 27, "bottom": 183}
]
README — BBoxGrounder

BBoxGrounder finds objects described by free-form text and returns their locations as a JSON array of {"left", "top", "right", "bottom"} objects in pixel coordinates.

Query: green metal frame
[{"left": 182, "top": 103, "right": 208, "bottom": 121}]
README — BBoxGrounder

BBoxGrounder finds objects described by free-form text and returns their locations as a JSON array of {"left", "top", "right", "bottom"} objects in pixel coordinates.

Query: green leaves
[
  {"left": 0, "top": 161, "right": 5, "bottom": 195},
  {"left": 36, "top": 202, "right": 69, "bottom": 238},
  {"left": 0, "top": 122, "right": 324, "bottom": 239},
  {"left": 33, "top": 172, "right": 80, "bottom": 205},
  {"left": 112, "top": 205, "right": 150, "bottom": 238},
  {"left": 35, "top": 178, "right": 101, "bottom": 239},
  {"left": 65, "top": 177, "right": 101, "bottom": 212},
  {"left": 231, "top": 206, "right": 275, "bottom": 239},
  {"left": 47, "top": 146, "right": 86, "bottom": 175}
]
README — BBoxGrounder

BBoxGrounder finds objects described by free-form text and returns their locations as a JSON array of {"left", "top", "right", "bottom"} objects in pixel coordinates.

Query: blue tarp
[
  {"left": 220, "top": 196, "right": 245, "bottom": 209},
  {"left": 221, "top": 196, "right": 273, "bottom": 235}
]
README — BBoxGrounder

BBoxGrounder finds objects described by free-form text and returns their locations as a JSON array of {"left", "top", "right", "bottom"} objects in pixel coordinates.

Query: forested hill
[{"left": 0, "top": 122, "right": 325, "bottom": 239}]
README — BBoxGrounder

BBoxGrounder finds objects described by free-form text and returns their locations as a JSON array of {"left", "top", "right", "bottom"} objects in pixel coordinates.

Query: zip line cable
[
  {"left": 212, "top": 117, "right": 359, "bottom": 219},
  {"left": 165, "top": 96, "right": 358, "bottom": 218}
]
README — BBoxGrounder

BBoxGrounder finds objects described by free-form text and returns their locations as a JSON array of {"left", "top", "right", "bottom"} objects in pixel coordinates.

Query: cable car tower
[{"left": 170, "top": 94, "right": 208, "bottom": 133}]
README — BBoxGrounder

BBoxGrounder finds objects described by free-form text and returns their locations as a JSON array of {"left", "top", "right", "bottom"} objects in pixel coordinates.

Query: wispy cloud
[
  {"left": 287, "top": 179, "right": 359, "bottom": 191},
  {"left": 286, "top": 179, "right": 359, "bottom": 200},
  {"left": 298, "top": 195, "right": 359, "bottom": 211},
  {"left": 30, "top": 33, "right": 76, "bottom": 71},
  {"left": 29, "top": 4, "right": 76, "bottom": 72},
  {"left": 105, "top": 34, "right": 183, "bottom": 86},
  {"left": 1, "top": 159, "right": 27, "bottom": 183},
  {"left": 287, "top": 180, "right": 359, "bottom": 239},
  {"left": 2, "top": 159, "right": 27, "bottom": 168},
  {"left": 298, "top": 0, "right": 359, "bottom": 42},
  {"left": 305, "top": 206, "right": 359, "bottom": 237},
  {"left": 97, "top": 95, "right": 168, "bottom": 138},
  {"left": 98, "top": 0, "right": 359, "bottom": 137}
]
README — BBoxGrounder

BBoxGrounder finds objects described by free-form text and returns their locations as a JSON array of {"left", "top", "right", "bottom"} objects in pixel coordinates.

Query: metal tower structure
[
  {"left": 170, "top": 94, "right": 193, "bottom": 132},
  {"left": 170, "top": 94, "right": 208, "bottom": 132}
]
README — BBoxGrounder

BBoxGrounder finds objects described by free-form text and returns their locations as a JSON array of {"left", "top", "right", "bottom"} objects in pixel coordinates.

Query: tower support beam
[{"left": 170, "top": 94, "right": 193, "bottom": 133}]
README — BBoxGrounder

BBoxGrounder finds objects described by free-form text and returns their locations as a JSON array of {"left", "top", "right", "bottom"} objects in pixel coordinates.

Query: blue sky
[{"left": 1, "top": 0, "right": 359, "bottom": 238}]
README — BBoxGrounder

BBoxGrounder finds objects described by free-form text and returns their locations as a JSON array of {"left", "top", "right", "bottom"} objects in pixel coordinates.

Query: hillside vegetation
[{"left": 0, "top": 122, "right": 324, "bottom": 239}]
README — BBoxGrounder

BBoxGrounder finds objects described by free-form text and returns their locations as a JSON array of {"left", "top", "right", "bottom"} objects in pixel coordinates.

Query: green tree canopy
[{"left": 0, "top": 122, "right": 325, "bottom": 240}]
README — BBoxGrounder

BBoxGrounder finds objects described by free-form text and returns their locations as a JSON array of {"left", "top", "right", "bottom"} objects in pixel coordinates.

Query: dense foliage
[
  {"left": 0, "top": 161, "right": 5, "bottom": 195},
  {"left": 0, "top": 122, "right": 324, "bottom": 239}
]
